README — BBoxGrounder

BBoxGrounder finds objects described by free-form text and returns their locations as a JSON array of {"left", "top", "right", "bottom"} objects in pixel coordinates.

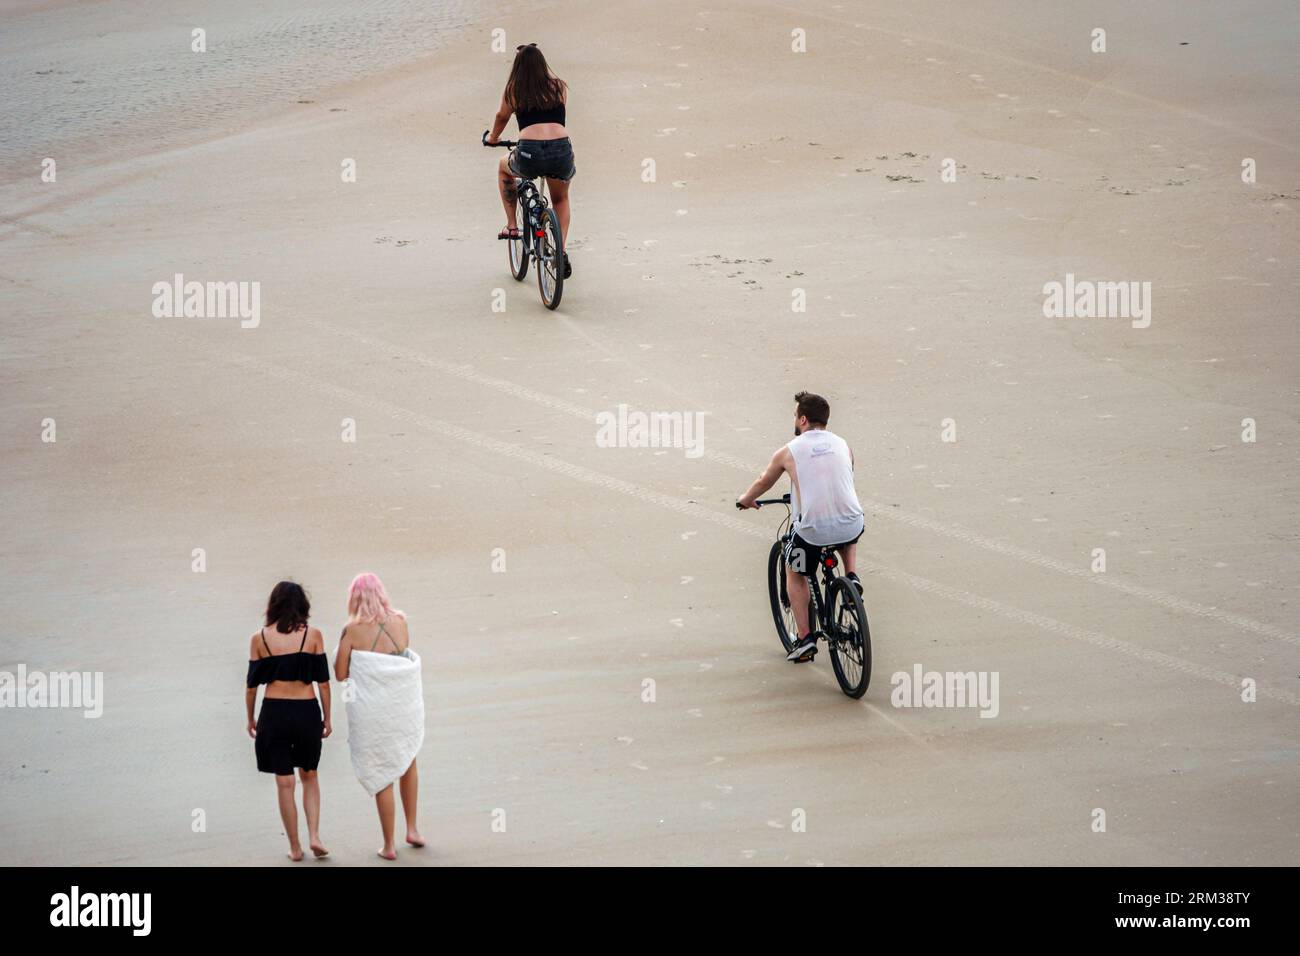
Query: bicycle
[
  {"left": 738, "top": 493, "right": 872, "bottom": 698},
  {"left": 482, "top": 131, "right": 565, "bottom": 310}
]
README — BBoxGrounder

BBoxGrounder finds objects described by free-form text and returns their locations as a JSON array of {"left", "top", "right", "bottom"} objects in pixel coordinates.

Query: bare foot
[
  {"left": 287, "top": 847, "right": 304, "bottom": 862},
  {"left": 310, "top": 840, "right": 330, "bottom": 859},
  {"left": 377, "top": 847, "right": 398, "bottom": 861},
  {"left": 405, "top": 831, "right": 425, "bottom": 848}
]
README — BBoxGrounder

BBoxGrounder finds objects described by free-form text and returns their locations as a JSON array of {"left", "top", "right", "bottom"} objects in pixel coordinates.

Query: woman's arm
[
  {"left": 486, "top": 95, "right": 512, "bottom": 144},
  {"left": 334, "top": 626, "right": 351, "bottom": 681},
  {"left": 246, "top": 633, "right": 260, "bottom": 737},
  {"left": 245, "top": 687, "right": 257, "bottom": 737},
  {"left": 318, "top": 682, "right": 331, "bottom": 737}
]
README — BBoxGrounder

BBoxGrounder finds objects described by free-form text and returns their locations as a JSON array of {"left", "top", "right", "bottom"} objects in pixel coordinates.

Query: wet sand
[{"left": 1, "top": 0, "right": 1297, "bottom": 865}]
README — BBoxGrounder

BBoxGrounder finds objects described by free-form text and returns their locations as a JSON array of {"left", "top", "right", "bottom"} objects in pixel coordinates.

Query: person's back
[
  {"left": 786, "top": 427, "right": 863, "bottom": 546},
  {"left": 343, "top": 616, "right": 410, "bottom": 657}
]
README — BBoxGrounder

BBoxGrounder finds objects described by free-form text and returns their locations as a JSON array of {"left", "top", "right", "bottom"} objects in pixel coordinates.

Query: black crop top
[
  {"left": 247, "top": 627, "right": 330, "bottom": 688},
  {"left": 515, "top": 100, "right": 566, "bottom": 129}
]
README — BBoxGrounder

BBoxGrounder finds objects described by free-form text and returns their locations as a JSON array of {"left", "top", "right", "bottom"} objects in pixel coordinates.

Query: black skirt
[{"left": 255, "top": 698, "right": 323, "bottom": 775}]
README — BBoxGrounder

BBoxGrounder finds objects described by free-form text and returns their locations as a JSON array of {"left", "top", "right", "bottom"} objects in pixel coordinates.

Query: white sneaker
[{"left": 786, "top": 634, "right": 818, "bottom": 662}]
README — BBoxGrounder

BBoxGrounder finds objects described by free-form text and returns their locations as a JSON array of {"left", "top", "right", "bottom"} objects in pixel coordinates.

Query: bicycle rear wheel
[
  {"left": 827, "top": 577, "right": 871, "bottom": 698},
  {"left": 536, "top": 205, "right": 564, "bottom": 310},
  {"left": 508, "top": 195, "right": 528, "bottom": 280},
  {"left": 767, "top": 539, "right": 799, "bottom": 654}
]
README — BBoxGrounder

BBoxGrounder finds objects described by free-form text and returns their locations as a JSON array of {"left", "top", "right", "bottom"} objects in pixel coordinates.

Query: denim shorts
[{"left": 508, "top": 137, "right": 576, "bottom": 182}]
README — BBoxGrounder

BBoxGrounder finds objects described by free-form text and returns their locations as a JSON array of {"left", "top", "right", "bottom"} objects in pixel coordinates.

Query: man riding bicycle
[{"left": 737, "top": 391, "right": 864, "bottom": 663}]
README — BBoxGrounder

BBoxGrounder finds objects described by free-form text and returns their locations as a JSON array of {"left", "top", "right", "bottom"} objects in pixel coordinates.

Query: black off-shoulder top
[{"left": 247, "top": 627, "right": 330, "bottom": 688}]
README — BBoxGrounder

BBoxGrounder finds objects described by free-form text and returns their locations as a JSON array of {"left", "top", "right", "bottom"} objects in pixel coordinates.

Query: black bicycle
[
  {"left": 482, "top": 131, "right": 564, "bottom": 310},
  {"left": 739, "top": 493, "right": 872, "bottom": 698}
]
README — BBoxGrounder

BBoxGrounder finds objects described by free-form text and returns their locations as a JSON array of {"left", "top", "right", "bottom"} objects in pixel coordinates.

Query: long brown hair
[
  {"left": 265, "top": 581, "right": 310, "bottom": 633},
  {"left": 504, "top": 44, "right": 565, "bottom": 112}
]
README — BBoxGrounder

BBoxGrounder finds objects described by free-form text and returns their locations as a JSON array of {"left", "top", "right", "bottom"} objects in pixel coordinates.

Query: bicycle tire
[
  {"left": 537, "top": 205, "right": 564, "bottom": 310},
  {"left": 827, "top": 576, "right": 871, "bottom": 698},
  {"left": 767, "top": 539, "right": 799, "bottom": 654},
  {"left": 508, "top": 196, "right": 529, "bottom": 281}
]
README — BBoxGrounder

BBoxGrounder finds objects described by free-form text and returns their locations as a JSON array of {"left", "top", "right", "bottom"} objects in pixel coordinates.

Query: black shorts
[
  {"left": 784, "top": 529, "right": 863, "bottom": 577},
  {"left": 255, "top": 698, "right": 323, "bottom": 775},
  {"left": 508, "top": 137, "right": 576, "bottom": 181}
]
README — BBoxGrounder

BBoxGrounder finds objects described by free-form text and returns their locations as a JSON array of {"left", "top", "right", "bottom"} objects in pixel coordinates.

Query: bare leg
[
  {"left": 837, "top": 542, "right": 857, "bottom": 577},
  {"left": 546, "top": 178, "right": 570, "bottom": 245},
  {"left": 399, "top": 759, "right": 424, "bottom": 847},
  {"left": 298, "top": 769, "right": 328, "bottom": 857},
  {"left": 786, "top": 566, "right": 812, "bottom": 639},
  {"left": 497, "top": 155, "right": 519, "bottom": 231},
  {"left": 275, "top": 775, "right": 303, "bottom": 861},
  {"left": 375, "top": 784, "right": 398, "bottom": 859}
]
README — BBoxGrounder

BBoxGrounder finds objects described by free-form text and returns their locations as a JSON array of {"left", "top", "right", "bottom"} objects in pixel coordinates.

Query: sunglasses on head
[{"left": 516, "top": 43, "right": 537, "bottom": 51}]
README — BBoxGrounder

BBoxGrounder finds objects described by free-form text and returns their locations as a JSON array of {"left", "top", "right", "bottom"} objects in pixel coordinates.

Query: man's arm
[{"left": 737, "top": 448, "right": 788, "bottom": 509}]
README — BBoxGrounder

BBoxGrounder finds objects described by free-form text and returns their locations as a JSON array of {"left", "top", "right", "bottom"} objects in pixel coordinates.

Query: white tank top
[{"left": 787, "top": 428, "right": 864, "bottom": 546}]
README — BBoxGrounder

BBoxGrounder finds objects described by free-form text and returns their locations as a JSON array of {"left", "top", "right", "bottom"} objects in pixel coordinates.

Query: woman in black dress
[{"left": 245, "top": 581, "right": 332, "bottom": 861}]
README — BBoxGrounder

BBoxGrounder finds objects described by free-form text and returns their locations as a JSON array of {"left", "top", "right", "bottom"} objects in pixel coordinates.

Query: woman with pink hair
[{"left": 335, "top": 572, "right": 425, "bottom": 859}]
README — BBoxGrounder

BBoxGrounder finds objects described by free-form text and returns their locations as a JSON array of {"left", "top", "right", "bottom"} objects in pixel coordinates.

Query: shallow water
[{"left": 1, "top": 0, "right": 490, "bottom": 170}]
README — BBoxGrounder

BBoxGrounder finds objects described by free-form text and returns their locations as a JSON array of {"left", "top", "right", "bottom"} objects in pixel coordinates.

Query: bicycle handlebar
[
  {"left": 735, "top": 493, "right": 791, "bottom": 510},
  {"left": 482, "top": 130, "right": 517, "bottom": 148}
]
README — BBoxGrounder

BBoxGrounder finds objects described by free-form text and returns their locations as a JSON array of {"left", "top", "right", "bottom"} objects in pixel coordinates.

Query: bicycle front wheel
[
  {"left": 508, "top": 196, "right": 528, "bottom": 281},
  {"left": 536, "top": 205, "right": 564, "bottom": 310},
  {"left": 827, "top": 577, "right": 871, "bottom": 698},
  {"left": 767, "top": 539, "right": 799, "bottom": 654}
]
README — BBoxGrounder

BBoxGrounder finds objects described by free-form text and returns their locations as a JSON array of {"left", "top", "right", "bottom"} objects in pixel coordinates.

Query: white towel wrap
[{"left": 338, "top": 647, "right": 425, "bottom": 797}]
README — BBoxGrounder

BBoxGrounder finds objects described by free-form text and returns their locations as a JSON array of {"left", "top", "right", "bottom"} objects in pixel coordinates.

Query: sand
[{"left": 1, "top": 0, "right": 1297, "bottom": 865}]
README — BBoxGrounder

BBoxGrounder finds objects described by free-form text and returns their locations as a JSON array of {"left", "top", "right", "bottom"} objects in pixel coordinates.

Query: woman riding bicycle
[{"left": 486, "top": 43, "right": 575, "bottom": 278}]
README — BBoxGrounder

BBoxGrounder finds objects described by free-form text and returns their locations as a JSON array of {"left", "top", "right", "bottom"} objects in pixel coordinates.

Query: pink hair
[{"left": 347, "top": 572, "right": 403, "bottom": 624}]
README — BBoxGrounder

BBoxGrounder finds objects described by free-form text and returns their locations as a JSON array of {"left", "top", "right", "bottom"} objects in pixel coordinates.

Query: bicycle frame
[
  {"left": 767, "top": 498, "right": 839, "bottom": 634},
  {"left": 513, "top": 177, "right": 551, "bottom": 259}
]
